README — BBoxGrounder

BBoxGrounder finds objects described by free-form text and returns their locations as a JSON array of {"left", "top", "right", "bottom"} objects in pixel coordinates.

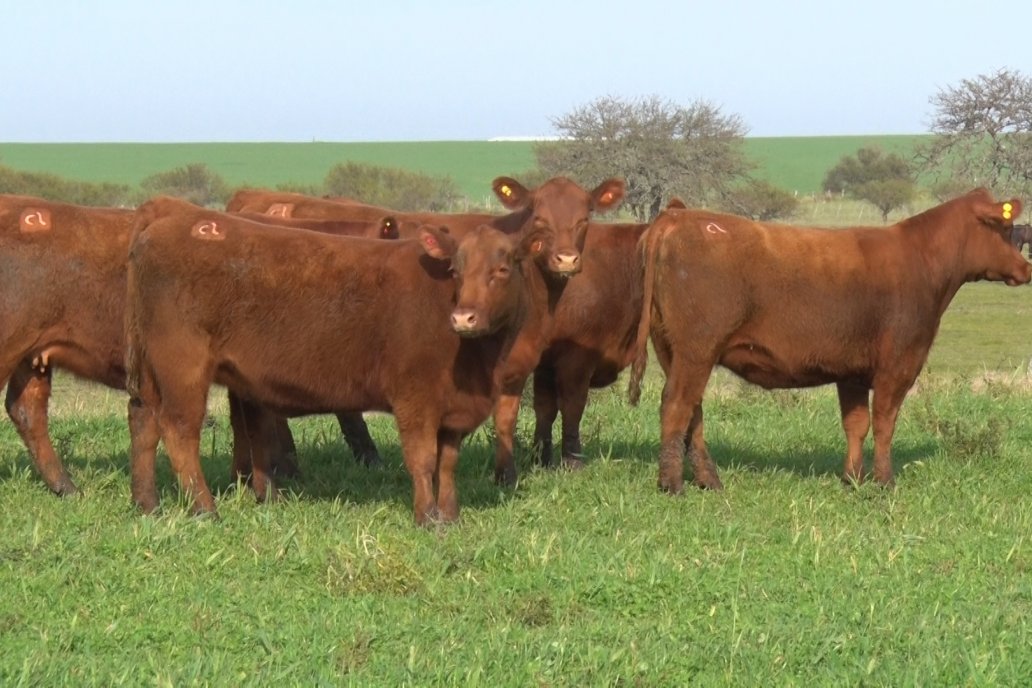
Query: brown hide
[
  {"left": 0, "top": 195, "right": 134, "bottom": 495},
  {"left": 226, "top": 188, "right": 491, "bottom": 237},
  {"left": 232, "top": 211, "right": 405, "bottom": 240},
  {"left": 629, "top": 188, "right": 1030, "bottom": 492},
  {"left": 125, "top": 197, "right": 554, "bottom": 525}
]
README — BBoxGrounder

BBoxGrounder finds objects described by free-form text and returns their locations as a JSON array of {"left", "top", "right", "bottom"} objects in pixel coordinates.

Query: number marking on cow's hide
[
  {"left": 266, "top": 203, "right": 294, "bottom": 218},
  {"left": 705, "top": 222, "right": 728, "bottom": 235},
  {"left": 19, "top": 208, "right": 52, "bottom": 233},
  {"left": 191, "top": 220, "right": 225, "bottom": 241}
]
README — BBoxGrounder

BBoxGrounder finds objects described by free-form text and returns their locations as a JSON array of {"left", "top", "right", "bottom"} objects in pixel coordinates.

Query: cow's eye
[{"left": 496, "top": 264, "right": 511, "bottom": 278}]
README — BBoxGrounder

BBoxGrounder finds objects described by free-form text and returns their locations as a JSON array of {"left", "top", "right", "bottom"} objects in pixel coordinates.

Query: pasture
[
  {"left": 0, "top": 135, "right": 929, "bottom": 201},
  {"left": 1, "top": 279, "right": 1031, "bottom": 684}
]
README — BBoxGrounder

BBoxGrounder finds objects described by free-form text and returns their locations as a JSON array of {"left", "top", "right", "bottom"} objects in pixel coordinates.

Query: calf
[
  {"left": 628, "top": 188, "right": 1030, "bottom": 491},
  {"left": 125, "top": 197, "right": 561, "bottom": 524}
]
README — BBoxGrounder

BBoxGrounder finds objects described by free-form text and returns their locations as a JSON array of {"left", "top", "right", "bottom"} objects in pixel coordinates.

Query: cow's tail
[
  {"left": 124, "top": 200, "right": 163, "bottom": 399},
  {"left": 627, "top": 213, "right": 672, "bottom": 406}
]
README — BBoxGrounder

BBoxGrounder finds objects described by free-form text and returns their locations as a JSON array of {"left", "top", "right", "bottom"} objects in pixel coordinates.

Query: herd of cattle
[{"left": 1, "top": 179, "right": 1029, "bottom": 524}]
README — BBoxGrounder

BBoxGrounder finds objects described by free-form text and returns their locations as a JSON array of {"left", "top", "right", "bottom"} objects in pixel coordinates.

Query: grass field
[
  {"left": 0, "top": 135, "right": 930, "bottom": 202},
  {"left": 1, "top": 277, "right": 1031, "bottom": 684}
]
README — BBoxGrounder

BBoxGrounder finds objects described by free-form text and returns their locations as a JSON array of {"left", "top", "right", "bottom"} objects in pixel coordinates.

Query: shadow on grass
[{"left": 582, "top": 434, "right": 940, "bottom": 484}]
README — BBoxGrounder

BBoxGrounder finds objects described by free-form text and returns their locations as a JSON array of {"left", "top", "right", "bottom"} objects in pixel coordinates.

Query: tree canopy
[
  {"left": 822, "top": 147, "right": 916, "bottom": 222},
  {"left": 917, "top": 68, "right": 1032, "bottom": 199},
  {"left": 324, "top": 162, "right": 461, "bottom": 212},
  {"left": 534, "top": 95, "right": 752, "bottom": 221}
]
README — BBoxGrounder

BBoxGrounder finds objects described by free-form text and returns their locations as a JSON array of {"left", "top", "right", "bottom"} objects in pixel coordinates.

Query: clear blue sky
[{"left": 5, "top": 0, "right": 1030, "bottom": 142}]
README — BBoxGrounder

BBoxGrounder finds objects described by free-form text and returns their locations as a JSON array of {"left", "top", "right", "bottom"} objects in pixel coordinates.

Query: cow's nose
[
  {"left": 451, "top": 309, "right": 478, "bottom": 332},
  {"left": 554, "top": 251, "right": 580, "bottom": 272}
]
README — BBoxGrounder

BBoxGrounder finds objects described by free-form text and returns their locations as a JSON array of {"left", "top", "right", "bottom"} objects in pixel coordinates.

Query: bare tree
[
  {"left": 917, "top": 68, "right": 1032, "bottom": 198},
  {"left": 535, "top": 95, "right": 752, "bottom": 221}
]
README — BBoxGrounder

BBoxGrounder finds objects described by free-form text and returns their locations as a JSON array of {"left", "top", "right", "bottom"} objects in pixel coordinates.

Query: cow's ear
[
  {"left": 515, "top": 231, "right": 548, "bottom": 262},
  {"left": 379, "top": 216, "right": 399, "bottom": 239},
  {"left": 976, "top": 198, "right": 1023, "bottom": 226},
  {"left": 419, "top": 225, "right": 457, "bottom": 260},
  {"left": 492, "top": 177, "right": 531, "bottom": 210},
  {"left": 666, "top": 197, "right": 687, "bottom": 210},
  {"left": 591, "top": 178, "right": 625, "bottom": 212}
]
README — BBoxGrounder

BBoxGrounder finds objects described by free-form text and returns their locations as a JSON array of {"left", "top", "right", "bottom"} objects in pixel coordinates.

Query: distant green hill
[{"left": 0, "top": 135, "right": 930, "bottom": 201}]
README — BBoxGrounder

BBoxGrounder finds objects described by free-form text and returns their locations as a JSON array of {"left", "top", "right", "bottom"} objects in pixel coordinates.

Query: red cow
[
  {"left": 227, "top": 178, "right": 627, "bottom": 482},
  {"left": 628, "top": 189, "right": 1030, "bottom": 491},
  {"left": 492, "top": 200, "right": 687, "bottom": 483},
  {"left": 0, "top": 195, "right": 135, "bottom": 495},
  {"left": 0, "top": 195, "right": 399, "bottom": 496},
  {"left": 125, "top": 197, "right": 556, "bottom": 524}
]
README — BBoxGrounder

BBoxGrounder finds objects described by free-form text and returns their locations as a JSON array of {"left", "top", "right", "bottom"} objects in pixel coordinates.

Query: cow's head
[
  {"left": 966, "top": 192, "right": 1031, "bottom": 286},
  {"left": 420, "top": 224, "right": 545, "bottom": 337},
  {"left": 492, "top": 175, "right": 624, "bottom": 278}
]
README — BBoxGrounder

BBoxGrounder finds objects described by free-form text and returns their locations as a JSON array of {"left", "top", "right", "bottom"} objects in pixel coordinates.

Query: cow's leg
[
  {"left": 870, "top": 378, "right": 911, "bottom": 487},
  {"left": 128, "top": 373, "right": 162, "bottom": 514},
  {"left": 396, "top": 416, "right": 440, "bottom": 525},
  {"left": 230, "top": 394, "right": 300, "bottom": 480},
  {"left": 556, "top": 361, "right": 594, "bottom": 470},
  {"left": 234, "top": 399, "right": 280, "bottom": 504},
  {"left": 492, "top": 392, "right": 521, "bottom": 487},
  {"left": 229, "top": 392, "right": 252, "bottom": 481},
  {"left": 435, "top": 429, "right": 464, "bottom": 523},
  {"left": 684, "top": 404, "right": 722, "bottom": 490},
  {"left": 336, "top": 412, "right": 383, "bottom": 468},
  {"left": 531, "top": 367, "right": 558, "bottom": 467},
  {"left": 658, "top": 359, "right": 716, "bottom": 493},
  {"left": 269, "top": 415, "right": 301, "bottom": 477},
  {"left": 154, "top": 360, "right": 217, "bottom": 515},
  {"left": 836, "top": 381, "right": 871, "bottom": 485},
  {"left": 5, "top": 360, "right": 78, "bottom": 496}
]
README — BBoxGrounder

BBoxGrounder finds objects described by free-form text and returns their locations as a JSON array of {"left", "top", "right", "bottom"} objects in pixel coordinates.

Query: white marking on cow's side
[
  {"left": 191, "top": 219, "right": 226, "bottom": 240},
  {"left": 25, "top": 211, "right": 47, "bottom": 226},
  {"left": 705, "top": 222, "right": 727, "bottom": 235}
]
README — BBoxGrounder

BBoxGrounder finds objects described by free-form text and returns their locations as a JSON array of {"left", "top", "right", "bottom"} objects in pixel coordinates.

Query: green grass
[
  {"left": 2, "top": 370, "right": 1031, "bottom": 685},
  {"left": 0, "top": 135, "right": 929, "bottom": 202},
  {"left": 2, "top": 272, "right": 1032, "bottom": 684}
]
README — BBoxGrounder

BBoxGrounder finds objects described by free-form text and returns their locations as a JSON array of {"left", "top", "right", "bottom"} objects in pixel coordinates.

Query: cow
[
  {"left": 627, "top": 188, "right": 1030, "bottom": 493},
  {"left": 0, "top": 195, "right": 134, "bottom": 496},
  {"left": 1009, "top": 223, "right": 1032, "bottom": 258},
  {"left": 124, "top": 196, "right": 560, "bottom": 525},
  {"left": 227, "top": 178, "right": 627, "bottom": 483},
  {"left": 488, "top": 220, "right": 642, "bottom": 482},
  {"left": 490, "top": 200, "right": 687, "bottom": 484},
  {"left": 0, "top": 195, "right": 400, "bottom": 496}
]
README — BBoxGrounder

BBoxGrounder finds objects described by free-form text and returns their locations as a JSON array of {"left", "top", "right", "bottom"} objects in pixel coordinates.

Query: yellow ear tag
[
  {"left": 500, "top": 185, "right": 512, "bottom": 197},
  {"left": 600, "top": 192, "right": 613, "bottom": 204},
  {"left": 1003, "top": 202, "right": 1013, "bottom": 220}
]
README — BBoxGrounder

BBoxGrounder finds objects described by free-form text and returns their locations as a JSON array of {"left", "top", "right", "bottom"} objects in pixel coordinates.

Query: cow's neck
[
  {"left": 899, "top": 211, "right": 973, "bottom": 319},
  {"left": 491, "top": 254, "right": 556, "bottom": 392}
]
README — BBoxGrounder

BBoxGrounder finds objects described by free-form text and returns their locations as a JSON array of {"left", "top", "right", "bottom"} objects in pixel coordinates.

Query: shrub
[{"left": 323, "top": 162, "right": 462, "bottom": 211}]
